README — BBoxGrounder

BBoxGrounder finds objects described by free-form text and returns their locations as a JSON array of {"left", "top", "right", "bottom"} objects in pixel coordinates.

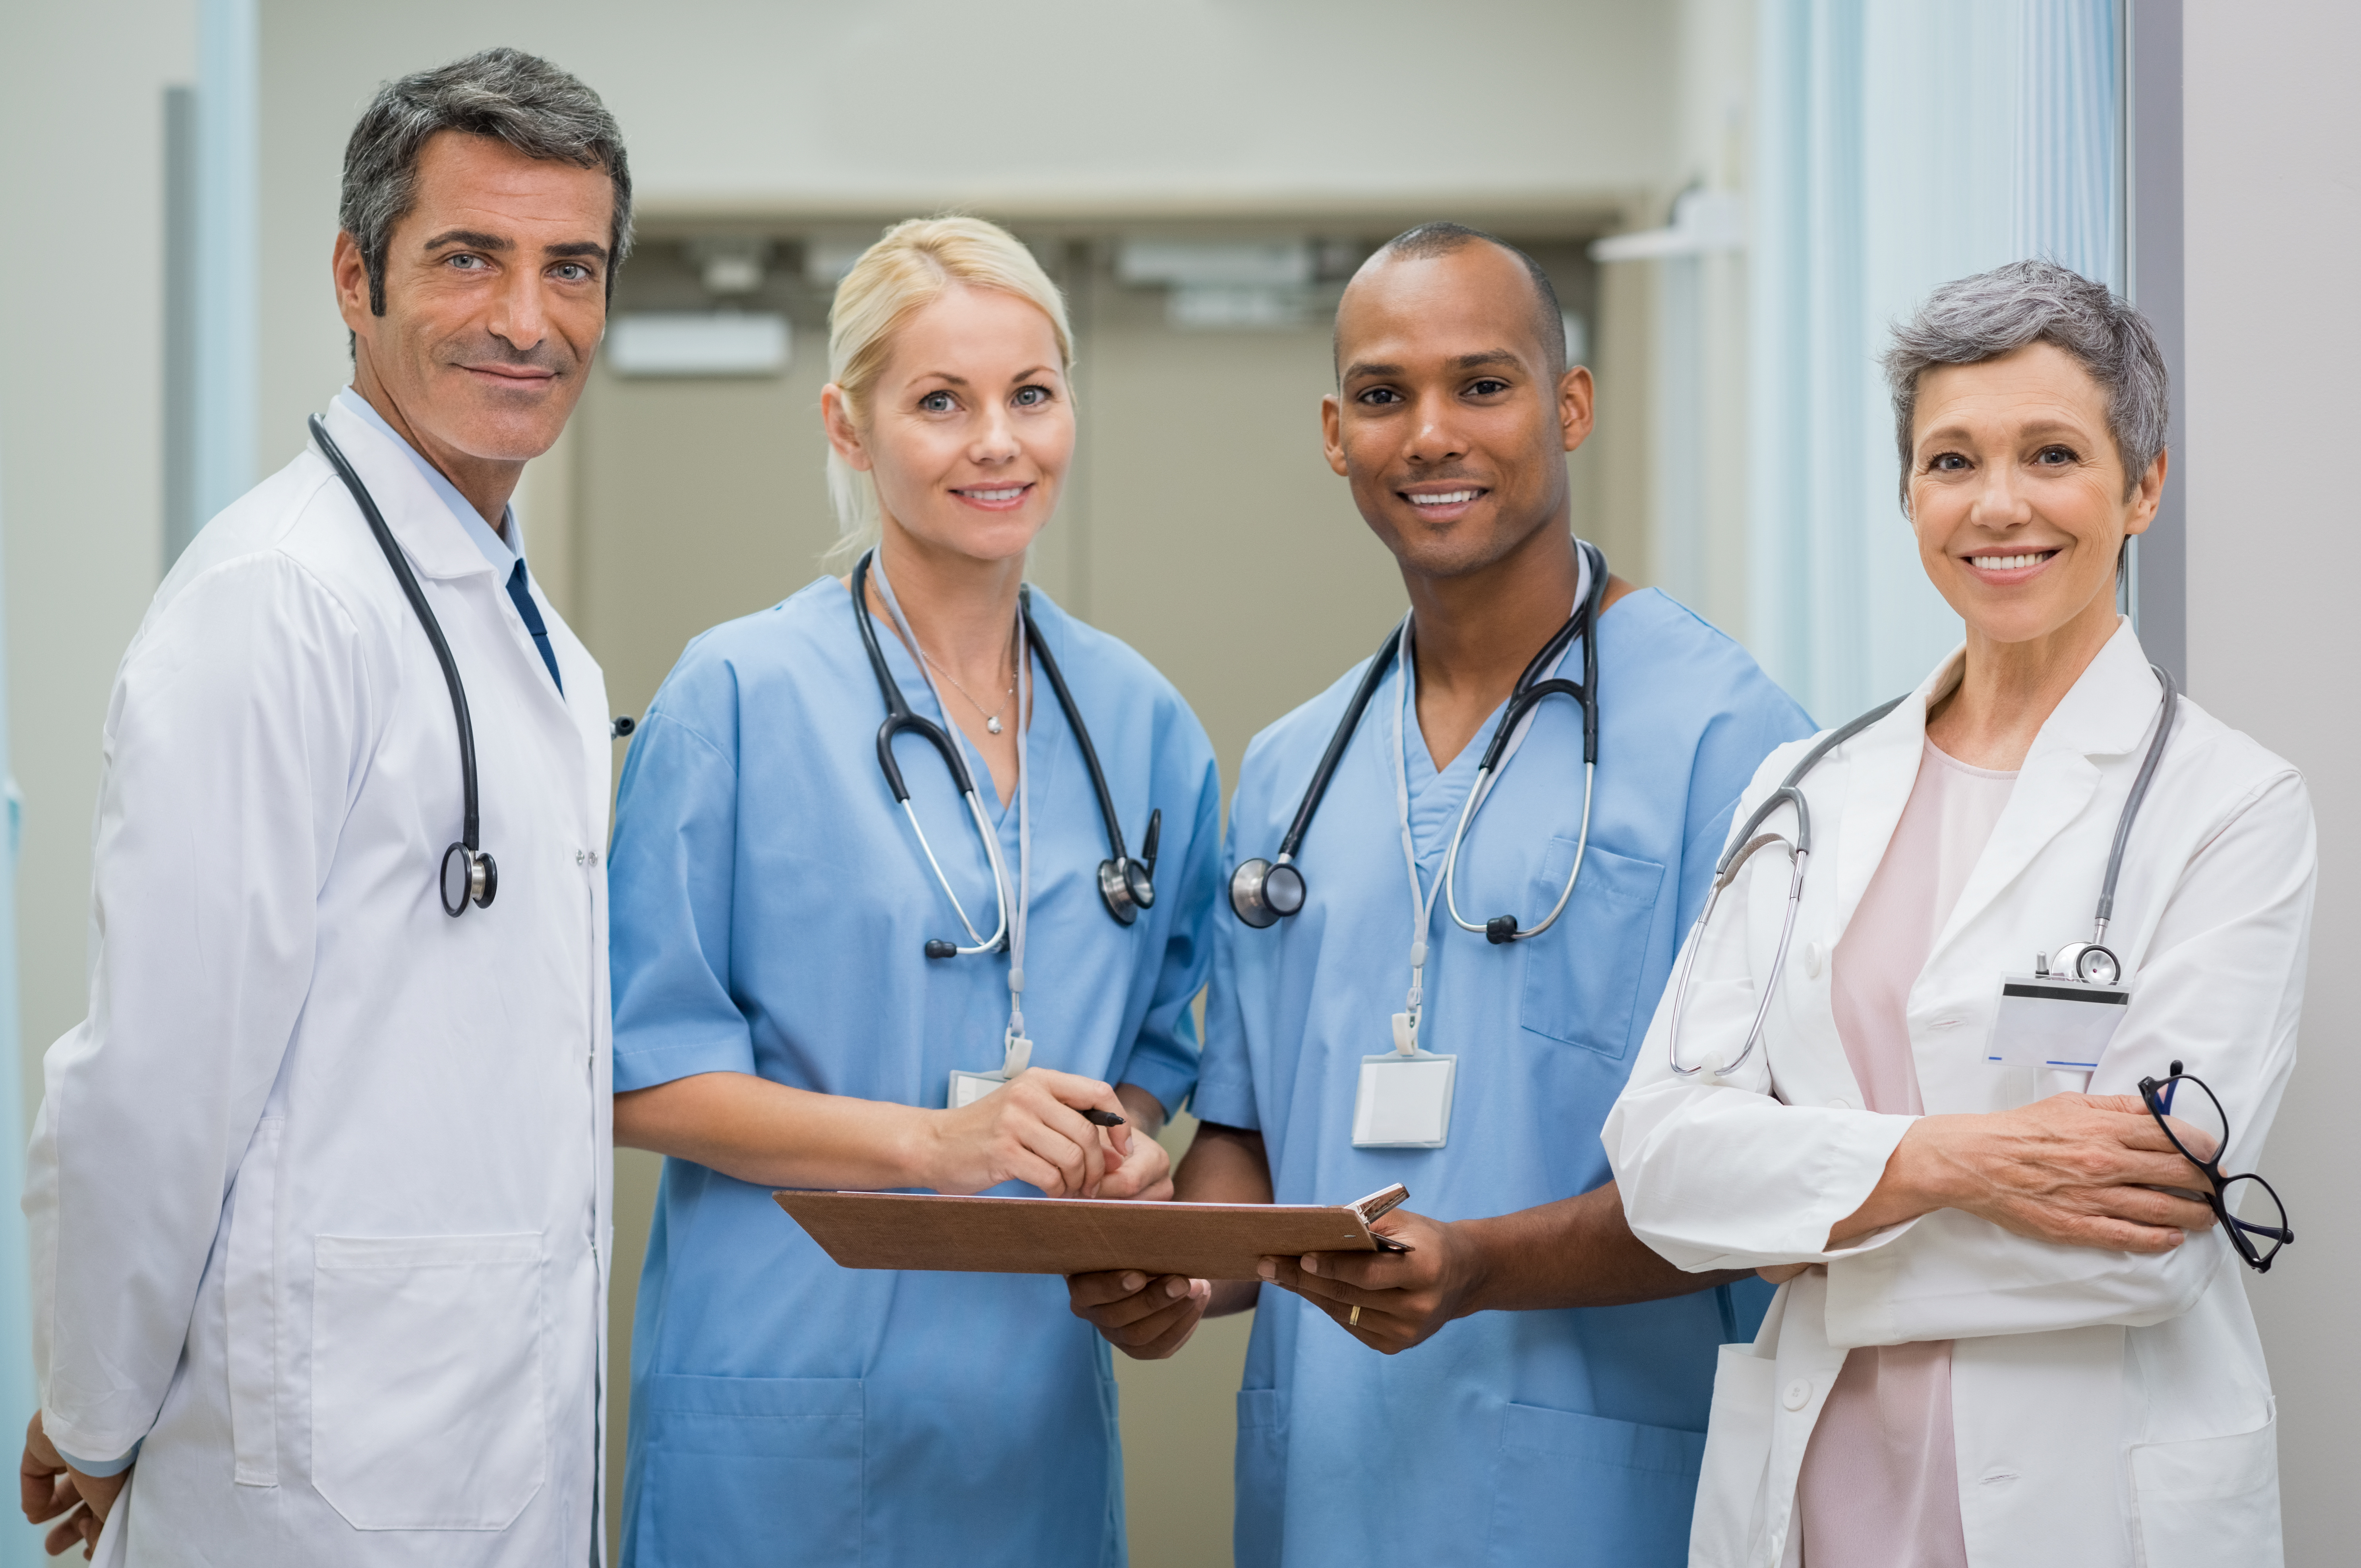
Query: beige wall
[
  {"left": 252, "top": 0, "right": 1682, "bottom": 486},
  {"left": 2183, "top": 0, "right": 2361, "bottom": 1556}
]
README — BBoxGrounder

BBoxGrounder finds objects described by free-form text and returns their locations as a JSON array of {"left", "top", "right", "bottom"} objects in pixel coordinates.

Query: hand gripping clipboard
[{"left": 774, "top": 1183, "right": 1411, "bottom": 1281}]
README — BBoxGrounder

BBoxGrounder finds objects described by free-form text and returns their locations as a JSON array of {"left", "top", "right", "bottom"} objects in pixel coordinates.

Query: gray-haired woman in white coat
[{"left": 1606, "top": 260, "right": 2309, "bottom": 1568}]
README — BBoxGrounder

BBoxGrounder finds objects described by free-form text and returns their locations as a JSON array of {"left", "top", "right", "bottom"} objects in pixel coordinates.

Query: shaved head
[{"left": 1338, "top": 223, "right": 1566, "bottom": 382}]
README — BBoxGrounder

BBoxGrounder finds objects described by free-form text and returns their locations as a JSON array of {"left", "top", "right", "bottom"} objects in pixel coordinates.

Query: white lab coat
[
  {"left": 26, "top": 400, "right": 615, "bottom": 1566},
  {"left": 1604, "top": 623, "right": 2311, "bottom": 1568}
]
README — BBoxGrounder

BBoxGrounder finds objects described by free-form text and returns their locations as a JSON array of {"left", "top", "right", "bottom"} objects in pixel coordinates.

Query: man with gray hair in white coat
[{"left": 19, "top": 48, "right": 629, "bottom": 1564}]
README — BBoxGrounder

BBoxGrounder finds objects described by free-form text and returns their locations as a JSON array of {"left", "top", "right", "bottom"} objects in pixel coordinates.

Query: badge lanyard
[
  {"left": 1358, "top": 558, "right": 1587, "bottom": 1148},
  {"left": 869, "top": 555, "right": 1035, "bottom": 1105}
]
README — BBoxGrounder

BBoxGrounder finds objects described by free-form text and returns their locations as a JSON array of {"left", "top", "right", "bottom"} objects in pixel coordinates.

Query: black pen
[{"left": 1082, "top": 1108, "right": 1127, "bottom": 1127}]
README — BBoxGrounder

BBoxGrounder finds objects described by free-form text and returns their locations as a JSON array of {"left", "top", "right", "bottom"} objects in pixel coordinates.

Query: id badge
[
  {"left": 948, "top": 1069, "right": 1007, "bottom": 1109},
  {"left": 1984, "top": 974, "right": 2128, "bottom": 1070},
  {"left": 949, "top": 1034, "right": 1032, "bottom": 1109},
  {"left": 1353, "top": 1024, "right": 1457, "bottom": 1149}
]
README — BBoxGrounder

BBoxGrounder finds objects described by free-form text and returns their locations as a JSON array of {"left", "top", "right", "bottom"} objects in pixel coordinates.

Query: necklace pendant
[{"left": 987, "top": 716, "right": 1003, "bottom": 734}]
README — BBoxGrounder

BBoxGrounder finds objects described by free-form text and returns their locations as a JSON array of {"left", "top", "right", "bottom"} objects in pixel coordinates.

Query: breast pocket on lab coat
[
  {"left": 1519, "top": 840, "right": 1665, "bottom": 1058},
  {"left": 310, "top": 1234, "right": 546, "bottom": 1531},
  {"left": 636, "top": 1374, "right": 863, "bottom": 1567},
  {"left": 1483, "top": 1402, "right": 1706, "bottom": 1567}
]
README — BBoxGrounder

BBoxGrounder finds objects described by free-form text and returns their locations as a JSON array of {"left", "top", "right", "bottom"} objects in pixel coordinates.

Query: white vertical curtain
[{"left": 1747, "top": 0, "right": 2122, "bottom": 722}]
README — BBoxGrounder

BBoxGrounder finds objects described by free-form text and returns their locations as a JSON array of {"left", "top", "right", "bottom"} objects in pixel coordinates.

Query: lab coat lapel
[
  {"left": 1924, "top": 622, "right": 2162, "bottom": 964},
  {"left": 318, "top": 401, "right": 584, "bottom": 730},
  {"left": 316, "top": 400, "right": 495, "bottom": 583}
]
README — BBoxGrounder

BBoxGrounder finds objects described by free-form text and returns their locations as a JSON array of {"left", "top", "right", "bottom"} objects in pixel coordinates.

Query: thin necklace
[{"left": 921, "top": 621, "right": 1019, "bottom": 735}]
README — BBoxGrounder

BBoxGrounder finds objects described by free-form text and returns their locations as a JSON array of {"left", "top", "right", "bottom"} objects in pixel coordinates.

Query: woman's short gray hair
[
  {"left": 340, "top": 47, "right": 633, "bottom": 316},
  {"left": 1882, "top": 259, "right": 2167, "bottom": 505}
]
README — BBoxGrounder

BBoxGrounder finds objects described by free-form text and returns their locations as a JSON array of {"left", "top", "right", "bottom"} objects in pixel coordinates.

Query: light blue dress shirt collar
[{"left": 333, "top": 388, "right": 522, "bottom": 573}]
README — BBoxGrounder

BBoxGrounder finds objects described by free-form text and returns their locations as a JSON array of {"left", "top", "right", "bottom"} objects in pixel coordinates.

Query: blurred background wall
[{"left": 3, "top": 2, "right": 2354, "bottom": 1564}]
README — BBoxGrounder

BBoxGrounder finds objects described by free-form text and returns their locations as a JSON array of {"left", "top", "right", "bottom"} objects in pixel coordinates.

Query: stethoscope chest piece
[
  {"left": 441, "top": 843, "right": 497, "bottom": 917},
  {"left": 1229, "top": 856, "right": 1306, "bottom": 928},
  {"left": 2047, "top": 941, "right": 2122, "bottom": 987}
]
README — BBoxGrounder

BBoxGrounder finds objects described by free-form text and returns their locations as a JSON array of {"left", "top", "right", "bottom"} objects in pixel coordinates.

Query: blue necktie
[{"left": 505, "top": 559, "right": 563, "bottom": 694}]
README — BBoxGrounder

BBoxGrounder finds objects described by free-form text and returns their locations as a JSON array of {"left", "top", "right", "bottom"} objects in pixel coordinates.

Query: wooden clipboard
[{"left": 774, "top": 1183, "right": 1410, "bottom": 1280}]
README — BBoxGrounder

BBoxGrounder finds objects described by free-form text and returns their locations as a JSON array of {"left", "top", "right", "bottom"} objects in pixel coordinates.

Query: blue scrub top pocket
[
  {"left": 631, "top": 1374, "right": 863, "bottom": 1568},
  {"left": 1517, "top": 839, "right": 1664, "bottom": 1058},
  {"left": 1484, "top": 1402, "right": 1705, "bottom": 1567}
]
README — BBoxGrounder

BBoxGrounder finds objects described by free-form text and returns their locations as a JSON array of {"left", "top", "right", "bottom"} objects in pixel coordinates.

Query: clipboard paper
[{"left": 773, "top": 1189, "right": 1388, "bottom": 1280}]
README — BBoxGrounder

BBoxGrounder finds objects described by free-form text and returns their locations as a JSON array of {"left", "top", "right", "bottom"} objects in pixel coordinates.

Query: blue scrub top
[
  {"left": 1194, "top": 588, "right": 1813, "bottom": 1568},
  {"left": 609, "top": 576, "right": 1221, "bottom": 1568}
]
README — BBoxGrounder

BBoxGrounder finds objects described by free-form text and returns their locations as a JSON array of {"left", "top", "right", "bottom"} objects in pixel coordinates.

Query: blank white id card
[
  {"left": 1353, "top": 1051, "right": 1457, "bottom": 1148},
  {"left": 948, "top": 1070, "right": 1008, "bottom": 1110}
]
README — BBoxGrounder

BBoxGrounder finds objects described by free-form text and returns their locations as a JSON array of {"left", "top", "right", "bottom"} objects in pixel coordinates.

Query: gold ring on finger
[{"left": 1349, "top": 1304, "right": 1361, "bottom": 1327}]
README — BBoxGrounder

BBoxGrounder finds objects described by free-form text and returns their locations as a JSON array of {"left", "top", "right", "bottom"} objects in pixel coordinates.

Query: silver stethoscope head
[
  {"left": 1098, "top": 819, "right": 1161, "bottom": 928},
  {"left": 1228, "top": 854, "right": 1307, "bottom": 929},
  {"left": 439, "top": 842, "right": 497, "bottom": 918}
]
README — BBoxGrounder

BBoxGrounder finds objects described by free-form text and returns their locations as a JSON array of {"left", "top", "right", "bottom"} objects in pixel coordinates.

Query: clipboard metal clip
[{"left": 1347, "top": 1183, "right": 1415, "bottom": 1252}]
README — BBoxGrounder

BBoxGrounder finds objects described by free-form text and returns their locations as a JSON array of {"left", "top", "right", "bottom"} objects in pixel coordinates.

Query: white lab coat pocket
[
  {"left": 2129, "top": 1410, "right": 2282, "bottom": 1568},
  {"left": 1690, "top": 1342, "right": 1778, "bottom": 1568},
  {"left": 310, "top": 1233, "right": 546, "bottom": 1531}
]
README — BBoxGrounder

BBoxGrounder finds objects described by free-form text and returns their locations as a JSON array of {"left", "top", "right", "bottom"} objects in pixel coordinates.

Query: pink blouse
[{"left": 1795, "top": 740, "right": 2016, "bottom": 1568}]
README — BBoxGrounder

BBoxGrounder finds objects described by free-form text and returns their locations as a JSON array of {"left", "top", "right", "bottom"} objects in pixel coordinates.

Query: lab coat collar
[
  {"left": 332, "top": 389, "right": 523, "bottom": 574},
  {"left": 1827, "top": 617, "right": 2163, "bottom": 958},
  {"left": 313, "top": 398, "right": 503, "bottom": 581}
]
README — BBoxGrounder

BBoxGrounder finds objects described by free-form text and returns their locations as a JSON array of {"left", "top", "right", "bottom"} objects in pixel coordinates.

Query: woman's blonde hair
[{"left": 822, "top": 215, "right": 1075, "bottom": 567}]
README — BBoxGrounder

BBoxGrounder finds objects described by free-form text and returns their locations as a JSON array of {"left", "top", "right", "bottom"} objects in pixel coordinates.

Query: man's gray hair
[
  {"left": 1882, "top": 259, "right": 2167, "bottom": 505},
  {"left": 340, "top": 47, "right": 633, "bottom": 315}
]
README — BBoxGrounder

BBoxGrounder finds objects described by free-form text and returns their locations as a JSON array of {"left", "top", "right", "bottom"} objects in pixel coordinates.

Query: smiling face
[
  {"left": 1322, "top": 243, "right": 1591, "bottom": 579},
  {"left": 824, "top": 283, "right": 1074, "bottom": 566},
  {"left": 334, "top": 130, "right": 613, "bottom": 468},
  {"left": 1906, "top": 341, "right": 2164, "bottom": 653}
]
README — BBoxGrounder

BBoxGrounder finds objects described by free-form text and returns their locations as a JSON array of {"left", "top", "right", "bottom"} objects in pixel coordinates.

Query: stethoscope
[
  {"left": 1664, "top": 663, "right": 2181, "bottom": 1078},
  {"left": 310, "top": 414, "right": 495, "bottom": 919},
  {"left": 1230, "top": 541, "right": 1609, "bottom": 942},
  {"left": 851, "top": 549, "right": 1160, "bottom": 961}
]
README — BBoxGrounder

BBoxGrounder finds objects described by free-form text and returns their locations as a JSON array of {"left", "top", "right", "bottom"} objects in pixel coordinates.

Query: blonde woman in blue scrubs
[{"left": 607, "top": 217, "right": 1221, "bottom": 1564}]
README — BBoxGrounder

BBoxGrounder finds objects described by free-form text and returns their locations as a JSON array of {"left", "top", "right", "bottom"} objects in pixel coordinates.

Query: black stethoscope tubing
[
  {"left": 308, "top": 414, "right": 495, "bottom": 918},
  {"left": 1229, "top": 540, "right": 1608, "bottom": 931},
  {"left": 850, "top": 550, "right": 1158, "bottom": 950}
]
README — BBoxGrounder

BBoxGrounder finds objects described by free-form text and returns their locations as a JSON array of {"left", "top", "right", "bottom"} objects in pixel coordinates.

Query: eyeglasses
[{"left": 2136, "top": 1061, "right": 2293, "bottom": 1274}]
